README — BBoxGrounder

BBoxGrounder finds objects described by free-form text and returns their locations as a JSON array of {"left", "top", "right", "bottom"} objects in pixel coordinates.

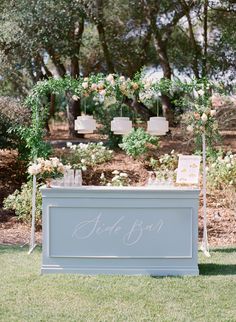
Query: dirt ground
[{"left": 0, "top": 128, "right": 235, "bottom": 246}]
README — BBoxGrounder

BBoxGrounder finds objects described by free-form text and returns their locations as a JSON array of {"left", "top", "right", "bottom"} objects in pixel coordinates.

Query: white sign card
[{"left": 176, "top": 155, "right": 201, "bottom": 185}]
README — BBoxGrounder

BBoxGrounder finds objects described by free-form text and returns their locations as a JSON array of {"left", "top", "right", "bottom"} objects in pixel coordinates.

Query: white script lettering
[{"left": 72, "top": 214, "right": 164, "bottom": 246}]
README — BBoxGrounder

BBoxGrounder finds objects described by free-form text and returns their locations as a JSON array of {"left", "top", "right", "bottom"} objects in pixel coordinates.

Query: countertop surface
[{"left": 41, "top": 185, "right": 200, "bottom": 192}]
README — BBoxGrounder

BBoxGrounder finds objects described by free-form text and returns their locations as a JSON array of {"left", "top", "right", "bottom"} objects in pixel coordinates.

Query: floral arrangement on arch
[
  {"left": 72, "top": 73, "right": 141, "bottom": 108},
  {"left": 180, "top": 80, "right": 223, "bottom": 147}
]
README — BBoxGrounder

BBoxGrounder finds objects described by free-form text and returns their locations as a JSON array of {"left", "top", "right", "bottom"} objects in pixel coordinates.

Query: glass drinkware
[
  {"left": 74, "top": 169, "right": 82, "bottom": 186},
  {"left": 64, "top": 169, "right": 75, "bottom": 186}
]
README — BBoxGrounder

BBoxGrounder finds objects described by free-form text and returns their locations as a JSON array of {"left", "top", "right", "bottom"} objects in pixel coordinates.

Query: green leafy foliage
[
  {"left": 60, "top": 142, "right": 113, "bottom": 170},
  {"left": 150, "top": 150, "right": 178, "bottom": 181},
  {"left": 3, "top": 181, "right": 42, "bottom": 226},
  {"left": 100, "top": 170, "right": 130, "bottom": 186},
  {"left": 207, "top": 152, "right": 236, "bottom": 190},
  {"left": 119, "top": 128, "right": 159, "bottom": 159},
  {"left": 1, "top": 0, "right": 235, "bottom": 97},
  {"left": 23, "top": 76, "right": 223, "bottom": 159},
  {"left": 94, "top": 103, "right": 135, "bottom": 148},
  {"left": 0, "top": 97, "right": 31, "bottom": 157}
]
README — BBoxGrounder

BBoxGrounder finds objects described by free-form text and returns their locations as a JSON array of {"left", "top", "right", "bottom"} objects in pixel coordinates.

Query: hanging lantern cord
[
  {"left": 156, "top": 96, "right": 160, "bottom": 117},
  {"left": 84, "top": 99, "right": 87, "bottom": 115}
]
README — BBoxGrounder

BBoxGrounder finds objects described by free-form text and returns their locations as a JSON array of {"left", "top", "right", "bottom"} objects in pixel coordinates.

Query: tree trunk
[
  {"left": 180, "top": 0, "right": 200, "bottom": 78},
  {"left": 68, "top": 18, "right": 84, "bottom": 137},
  {"left": 71, "top": 56, "right": 80, "bottom": 78},
  {"left": 152, "top": 36, "right": 173, "bottom": 120},
  {"left": 47, "top": 47, "right": 66, "bottom": 77},
  {"left": 202, "top": 0, "right": 208, "bottom": 79},
  {"left": 70, "top": 56, "right": 81, "bottom": 136},
  {"left": 67, "top": 98, "right": 82, "bottom": 137},
  {"left": 124, "top": 96, "right": 155, "bottom": 120},
  {"left": 49, "top": 94, "right": 56, "bottom": 118},
  {"left": 147, "top": 8, "right": 173, "bottom": 121},
  {"left": 97, "top": 23, "right": 115, "bottom": 73},
  {"left": 96, "top": 0, "right": 115, "bottom": 73}
]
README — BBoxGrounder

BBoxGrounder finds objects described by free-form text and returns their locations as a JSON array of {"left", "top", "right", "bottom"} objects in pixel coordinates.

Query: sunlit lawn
[{"left": 0, "top": 245, "right": 235, "bottom": 322}]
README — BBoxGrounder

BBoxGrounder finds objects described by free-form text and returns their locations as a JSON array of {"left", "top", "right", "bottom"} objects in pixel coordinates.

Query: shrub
[
  {"left": 0, "top": 97, "right": 31, "bottom": 157},
  {"left": 0, "top": 96, "right": 30, "bottom": 124},
  {"left": 3, "top": 181, "right": 42, "bottom": 226},
  {"left": 60, "top": 142, "right": 113, "bottom": 170},
  {"left": 100, "top": 170, "right": 130, "bottom": 186},
  {"left": 150, "top": 150, "right": 178, "bottom": 181},
  {"left": 207, "top": 152, "right": 236, "bottom": 190},
  {"left": 119, "top": 128, "right": 159, "bottom": 159}
]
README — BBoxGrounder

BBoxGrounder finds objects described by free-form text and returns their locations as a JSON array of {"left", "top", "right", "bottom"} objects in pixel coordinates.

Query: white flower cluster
[
  {"left": 211, "top": 154, "right": 236, "bottom": 169},
  {"left": 28, "top": 157, "right": 69, "bottom": 176},
  {"left": 207, "top": 152, "right": 236, "bottom": 188},
  {"left": 64, "top": 142, "right": 113, "bottom": 171},
  {"left": 138, "top": 77, "right": 160, "bottom": 106},
  {"left": 100, "top": 170, "right": 129, "bottom": 187}
]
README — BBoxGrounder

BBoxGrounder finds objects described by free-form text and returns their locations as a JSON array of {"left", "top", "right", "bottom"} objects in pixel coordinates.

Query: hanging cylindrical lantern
[
  {"left": 147, "top": 116, "right": 169, "bottom": 136},
  {"left": 111, "top": 117, "right": 132, "bottom": 135},
  {"left": 74, "top": 115, "right": 97, "bottom": 134}
]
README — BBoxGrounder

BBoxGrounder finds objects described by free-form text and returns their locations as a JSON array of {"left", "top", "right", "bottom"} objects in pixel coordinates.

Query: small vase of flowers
[{"left": 28, "top": 157, "right": 70, "bottom": 188}]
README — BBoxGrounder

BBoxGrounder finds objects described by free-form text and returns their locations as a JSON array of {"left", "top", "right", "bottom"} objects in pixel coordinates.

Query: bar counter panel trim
[{"left": 41, "top": 186, "right": 200, "bottom": 276}]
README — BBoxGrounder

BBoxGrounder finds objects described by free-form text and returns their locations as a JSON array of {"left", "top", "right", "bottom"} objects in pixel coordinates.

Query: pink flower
[
  {"left": 90, "top": 83, "right": 97, "bottom": 91},
  {"left": 211, "top": 94, "right": 223, "bottom": 108}
]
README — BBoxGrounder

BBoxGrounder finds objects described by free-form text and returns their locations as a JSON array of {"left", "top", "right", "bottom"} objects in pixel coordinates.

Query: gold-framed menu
[{"left": 176, "top": 155, "right": 201, "bottom": 185}]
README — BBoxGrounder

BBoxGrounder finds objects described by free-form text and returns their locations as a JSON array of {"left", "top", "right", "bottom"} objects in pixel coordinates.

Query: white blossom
[
  {"left": 28, "top": 164, "right": 41, "bottom": 175},
  {"left": 119, "top": 172, "right": 128, "bottom": 177},
  {"left": 201, "top": 113, "right": 208, "bottom": 123},
  {"left": 197, "top": 89, "right": 204, "bottom": 96},
  {"left": 66, "top": 142, "right": 73, "bottom": 148},
  {"left": 50, "top": 157, "right": 60, "bottom": 167},
  {"left": 187, "top": 125, "right": 194, "bottom": 133},
  {"left": 224, "top": 156, "right": 231, "bottom": 163},
  {"left": 210, "top": 109, "right": 216, "bottom": 117},
  {"left": 82, "top": 82, "right": 89, "bottom": 89},
  {"left": 112, "top": 175, "right": 120, "bottom": 181},
  {"left": 72, "top": 95, "right": 79, "bottom": 101}
]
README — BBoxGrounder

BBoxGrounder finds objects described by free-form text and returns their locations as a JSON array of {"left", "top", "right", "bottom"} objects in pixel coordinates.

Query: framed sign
[{"left": 176, "top": 155, "right": 201, "bottom": 185}]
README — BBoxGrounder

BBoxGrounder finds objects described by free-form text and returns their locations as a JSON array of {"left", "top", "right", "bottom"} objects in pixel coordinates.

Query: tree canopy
[{"left": 0, "top": 0, "right": 235, "bottom": 97}]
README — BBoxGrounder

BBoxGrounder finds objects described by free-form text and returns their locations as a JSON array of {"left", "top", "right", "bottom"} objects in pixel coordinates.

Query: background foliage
[{"left": 0, "top": 0, "right": 235, "bottom": 96}]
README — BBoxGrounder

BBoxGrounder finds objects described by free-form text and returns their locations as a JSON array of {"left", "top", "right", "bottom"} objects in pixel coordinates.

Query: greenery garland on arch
[{"left": 21, "top": 73, "right": 222, "bottom": 160}]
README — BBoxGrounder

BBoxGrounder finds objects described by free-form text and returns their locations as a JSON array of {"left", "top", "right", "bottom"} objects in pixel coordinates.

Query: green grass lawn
[{"left": 0, "top": 245, "right": 235, "bottom": 322}]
